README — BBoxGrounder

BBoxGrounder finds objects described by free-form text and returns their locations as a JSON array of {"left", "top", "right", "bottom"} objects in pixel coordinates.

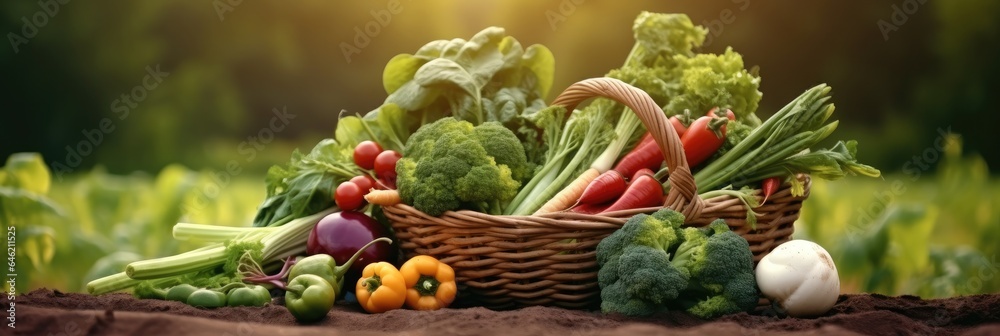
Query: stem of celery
[
  {"left": 173, "top": 224, "right": 275, "bottom": 242},
  {"left": 125, "top": 245, "right": 227, "bottom": 280}
]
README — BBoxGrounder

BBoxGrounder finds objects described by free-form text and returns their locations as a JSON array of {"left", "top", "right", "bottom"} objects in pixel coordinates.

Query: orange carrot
[
  {"left": 761, "top": 177, "right": 781, "bottom": 205},
  {"left": 534, "top": 168, "right": 600, "bottom": 214},
  {"left": 600, "top": 171, "right": 663, "bottom": 213},
  {"left": 364, "top": 189, "right": 402, "bottom": 206},
  {"left": 577, "top": 170, "right": 627, "bottom": 206}
]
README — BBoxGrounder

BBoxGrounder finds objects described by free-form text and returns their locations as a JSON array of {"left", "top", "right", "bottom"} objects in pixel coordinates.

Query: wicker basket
[{"left": 382, "top": 77, "right": 810, "bottom": 309}]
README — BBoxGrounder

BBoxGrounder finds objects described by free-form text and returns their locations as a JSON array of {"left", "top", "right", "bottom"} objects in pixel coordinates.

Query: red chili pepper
[
  {"left": 680, "top": 115, "right": 728, "bottom": 167},
  {"left": 669, "top": 116, "right": 688, "bottom": 137},
  {"left": 761, "top": 177, "right": 782, "bottom": 205}
]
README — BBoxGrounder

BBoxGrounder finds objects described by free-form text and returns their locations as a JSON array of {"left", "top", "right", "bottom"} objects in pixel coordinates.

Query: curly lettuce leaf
[{"left": 664, "top": 48, "right": 762, "bottom": 122}]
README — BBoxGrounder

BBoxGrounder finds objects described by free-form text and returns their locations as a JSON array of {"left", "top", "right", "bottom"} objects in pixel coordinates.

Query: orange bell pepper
[
  {"left": 356, "top": 262, "right": 406, "bottom": 313},
  {"left": 399, "top": 255, "right": 457, "bottom": 310}
]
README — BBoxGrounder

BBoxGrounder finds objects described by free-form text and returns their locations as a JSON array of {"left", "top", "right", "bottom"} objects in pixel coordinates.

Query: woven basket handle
[{"left": 550, "top": 77, "right": 704, "bottom": 219}]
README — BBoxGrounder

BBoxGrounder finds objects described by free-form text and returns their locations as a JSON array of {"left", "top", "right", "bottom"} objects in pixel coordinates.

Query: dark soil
[{"left": 6, "top": 289, "right": 1000, "bottom": 335}]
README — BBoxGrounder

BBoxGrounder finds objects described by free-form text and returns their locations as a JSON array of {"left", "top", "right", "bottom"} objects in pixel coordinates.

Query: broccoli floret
[
  {"left": 596, "top": 209, "right": 688, "bottom": 316},
  {"left": 403, "top": 117, "right": 475, "bottom": 159},
  {"left": 596, "top": 210, "right": 758, "bottom": 319},
  {"left": 397, "top": 117, "right": 526, "bottom": 216},
  {"left": 712, "top": 119, "right": 754, "bottom": 160},
  {"left": 669, "top": 220, "right": 759, "bottom": 319},
  {"left": 599, "top": 245, "right": 690, "bottom": 316},
  {"left": 472, "top": 122, "right": 533, "bottom": 182}
]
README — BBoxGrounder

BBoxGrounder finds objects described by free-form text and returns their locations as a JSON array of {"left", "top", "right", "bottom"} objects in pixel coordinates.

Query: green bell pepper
[
  {"left": 287, "top": 237, "right": 392, "bottom": 296},
  {"left": 227, "top": 285, "right": 272, "bottom": 307},
  {"left": 187, "top": 288, "right": 227, "bottom": 308},
  {"left": 284, "top": 274, "right": 335, "bottom": 323}
]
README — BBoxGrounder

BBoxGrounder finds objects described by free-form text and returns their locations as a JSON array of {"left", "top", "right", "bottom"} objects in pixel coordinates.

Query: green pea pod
[
  {"left": 285, "top": 274, "right": 335, "bottom": 323},
  {"left": 187, "top": 289, "right": 227, "bottom": 308},
  {"left": 288, "top": 237, "right": 392, "bottom": 296},
  {"left": 227, "top": 285, "right": 271, "bottom": 307},
  {"left": 166, "top": 284, "right": 199, "bottom": 302}
]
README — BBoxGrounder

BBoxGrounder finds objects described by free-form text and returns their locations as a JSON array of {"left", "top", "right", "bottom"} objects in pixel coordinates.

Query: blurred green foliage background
[{"left": 2, "top": 1, "right": 998, "bottom": 297}]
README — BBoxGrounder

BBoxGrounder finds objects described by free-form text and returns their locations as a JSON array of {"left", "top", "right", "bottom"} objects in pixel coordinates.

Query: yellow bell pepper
[
  {"left": 400, "top": 255, "right": 457, "bottom": 310},
  {"left": 356, "top": 262, "right": 407, "bottom": 313}
]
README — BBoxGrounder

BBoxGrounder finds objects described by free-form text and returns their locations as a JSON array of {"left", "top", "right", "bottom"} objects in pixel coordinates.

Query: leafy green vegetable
[
  {"left": 254, "top": 26, "right": 555, "bottom": 226},
  {"left": 337, "top": 26, "right": 555, "bottom": 155},
  {"left": 596, "top": 209, "right": 758, "bottom": 318},
  {"left": 663, "top": 48, "right": 762, "bottom": 123},
  {"left": 397, "top": 118, "right": 528, "bottom": 216},
  {"left": 253, "top": 140, "right": 360, "bottom": 227}
]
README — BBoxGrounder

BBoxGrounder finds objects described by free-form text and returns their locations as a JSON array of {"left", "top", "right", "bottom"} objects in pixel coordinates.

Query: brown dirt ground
[{"left": 6, "top": 289, "right": 1000, "bottom": 335}]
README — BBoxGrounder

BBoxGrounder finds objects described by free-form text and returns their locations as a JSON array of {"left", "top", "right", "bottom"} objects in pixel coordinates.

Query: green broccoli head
[
  {"left": 596, "top": 209, "right": 684, "bottom": 267},
  {"left": 397, "top": 117, "right": 526, "bottom": 216},
  {"left": 395, "top": 158, "right": 418, "bottom": 204},
  {"left": 599, "top": 245, "right": 689, "bottom": 317},
  {"left": 408, "top": 173, "right": 462, "bottom": 217},
  {"left": 472, "top": 122, "right": 533, "bottom": 182},
  {"left": 597, "top": 211, "right": 758, "bottom": 319},
  {"left": 596, "top": 209, "right": 689, "bottom": 317},
  {"left": 670, "top": 219, "right": 759, "bottom": 319},
  {"left": 403, "top": 117, "right": 475, "bottom": 159}
]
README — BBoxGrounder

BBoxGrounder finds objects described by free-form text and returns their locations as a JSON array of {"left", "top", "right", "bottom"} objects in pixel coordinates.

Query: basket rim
[{"left": 384, "top": 174, "right": 811, "bottom": 226}]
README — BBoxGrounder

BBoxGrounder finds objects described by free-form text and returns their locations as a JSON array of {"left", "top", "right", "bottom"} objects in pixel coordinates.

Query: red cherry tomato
[
  {"left": 374, "top": 150, "right": 401, "bottom": 182},
  {"left": 334, "top": 181, "right": 365, "bottom": 211},
  {"left": 353, "top": 141, "right": 383, "bottom": 170},
  {"left": 350, "top": 175, "right": 376, "bottom": 193}
]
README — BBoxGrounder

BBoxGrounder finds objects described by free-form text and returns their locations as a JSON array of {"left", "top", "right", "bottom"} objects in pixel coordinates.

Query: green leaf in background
[
  {"left": 3, "top": 153, "right": 52, "bottom": 194},
  {"left": 20, "top": 225, "right": 56, "bottom": 270},
  {"left": 0, "top": 187, "right": 63, "bottom": 219},
  {"left": 884, "top": 205, "right": 937, "bottom": 287}
]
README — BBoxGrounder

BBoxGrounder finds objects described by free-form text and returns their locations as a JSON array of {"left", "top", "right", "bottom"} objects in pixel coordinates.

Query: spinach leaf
[{"left": 252, "top": 139, "right": 360, "bottom": 227}]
